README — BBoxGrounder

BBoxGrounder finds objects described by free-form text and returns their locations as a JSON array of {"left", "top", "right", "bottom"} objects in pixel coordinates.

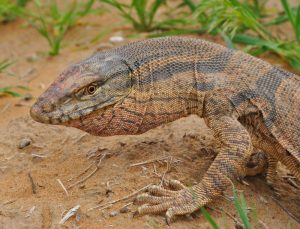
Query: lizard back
[{"left": 112, "top": 37, "right": 300, "bottom": 161}]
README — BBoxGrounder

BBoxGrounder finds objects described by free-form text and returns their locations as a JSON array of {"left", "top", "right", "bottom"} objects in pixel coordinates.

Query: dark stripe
[
  {"left": 120, "top": 118, "right": 136, "bottom": 124},
  {"left": 138, "top": 50, "right": 234, "bottom": 85},
  {"left": 144, "top": 110, "right": 184, "bottom": 117},
  {"left": 118, "top": 107, "right": 142, "bottom": 117},
  {"left": 255, "top": 67, "right": 292, "bottom": 128},
  {"left": 230, "top": 90, "right": 259, "bottom": 107},
  {"left": 129, "top": 49, "right": 201, "bottom": 71},
  {"left": 194, "top": 80, "right": 215, "bottom": 91},
  {"left": 227, "top": 66, "right": 293, "bottom": 128},
  {"left": 208, "top": 172, "right": 225, "bottom": 192},
  {"left": 126, "top": 95, "right": 199, "bottom": 103}
]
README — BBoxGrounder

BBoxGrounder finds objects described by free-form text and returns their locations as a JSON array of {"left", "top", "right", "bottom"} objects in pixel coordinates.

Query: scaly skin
[{"left": 30, "top": 37, "right": 300, "bottom": 223}]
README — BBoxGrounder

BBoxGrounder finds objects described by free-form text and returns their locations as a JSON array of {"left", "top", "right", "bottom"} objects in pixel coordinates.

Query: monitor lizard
[{"left": 30, "top": 37, "right": 300, "bottom": 224}]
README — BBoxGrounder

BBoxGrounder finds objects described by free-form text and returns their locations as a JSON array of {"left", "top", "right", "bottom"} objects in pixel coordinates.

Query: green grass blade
[
  {"left": 101, "top": 0, "right": 138, "bottom": 27},
  {"left": 233, "top": 34, "right": 279, "bottom": 50},
  {"left": 16, "top": 0, "right": 29, "bottom": 7},
  {"left": 148, "top": 28, "right": 206, "bottom": 37},
  {"left": 183, "top": 0, "right": 196, "bottom": 12},
  {"left": 132, "top": 0, "right": 147, "bottom": 28},
  {"left": 287, "top": 56, "right": 300, "bottom": 71},
  {"left": 50, "top": 2, "right": 60, "bottom": 20},
  {"left": 33, "top": 0, "right": 42, "bottom": 7},
  {"left": 148, "top": 0, "right": 165, "bottom": 26},
  {"left": 280, "top": 0, "right": 296, "bottom": 27},
  {"left": 233, "top": 188, "right": 251, "bottom": 229},
  {"left": 80, "top": 0, "right": 95, "bottom": 16},
  {"left": 0, "top": 59, "right": 14, "bottom": 72},
  {"left": 200, "top": 207, "right": 219, "bottom": 229},
  {"left": 0, "top": 87, "right": 21, "bottom": 97},
  {"left": 16, "top": 85, "right": 30, "bottom": 91},
  {"left": 296, "top": 6, "right": 300, "bottom": 42},
  {"left": 220, "top": 31, "right": 235, "bottom": 49}
]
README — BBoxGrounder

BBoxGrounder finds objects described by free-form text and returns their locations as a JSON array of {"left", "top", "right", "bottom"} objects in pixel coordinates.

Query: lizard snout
[{"left": 30, "top": 100, "right": 52, "bottom": 124}]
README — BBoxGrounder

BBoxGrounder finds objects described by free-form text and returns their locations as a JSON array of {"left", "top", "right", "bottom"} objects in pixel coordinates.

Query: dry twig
[
  {"left": 68, "top": 152, "right": 108, "bottom": 189},
  {"left": 87, "top": 184, "right": 152, "bottom": 212},
  {"left": 67, "top": 162, "right": 94, "bottom": 182},
  {"left": 28, "top": 173, "right": 37, "bottom": 194},
  {"left": 258, "top": 219, "right": 269, "bottom": 229},
  {"left": 57, "top": 179, "right": 69, "bottom": 196},
  {"left": 129, "top": 156, "right": 171, "bottom": 167}
]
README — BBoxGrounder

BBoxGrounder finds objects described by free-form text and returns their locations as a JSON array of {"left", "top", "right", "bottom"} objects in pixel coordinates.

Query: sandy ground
[{"left": 0, "top": 2, "right": 299, "bottom": 229}]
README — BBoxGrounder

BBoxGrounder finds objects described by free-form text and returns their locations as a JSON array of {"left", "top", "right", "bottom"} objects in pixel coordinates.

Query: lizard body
[{"left": 30, "top": 37, "right": 300, "bottom": 223}]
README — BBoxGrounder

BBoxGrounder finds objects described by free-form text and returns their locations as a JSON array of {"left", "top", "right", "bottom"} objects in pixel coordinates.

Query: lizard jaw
[
  {"left": 30, "top": 99, "right": 110, "bottom": 125},
  {"left": 30, "top": 102, "right": 89, "bottom": 125}
]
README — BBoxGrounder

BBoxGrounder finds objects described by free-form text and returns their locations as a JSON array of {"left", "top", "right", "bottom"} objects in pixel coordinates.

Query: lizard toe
[
  {"left": 135, "top": 186, "right": 205, "bottom": 224},
  {"left": 163, "top": 179, "right": 187, "bottom": 190},
  {"left": 135, "top": 193, "right": 174, "bottom": 204},
  {"left": 147, "top": 185, "right": 178, "bottom": 196},
  {"left": 165, "top": 204, "right": 199, "bottom": 225}
]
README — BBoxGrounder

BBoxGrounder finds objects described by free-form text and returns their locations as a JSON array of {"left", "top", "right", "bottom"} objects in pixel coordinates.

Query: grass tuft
[
  {"left": 0, "top": 59, "right": 14, "bottom": 73},
  {"left": 193, "top": 0, "right": 300, "bottom": 72},
  {"left": 232, "top": 187, "right": 251, "bottom": 229},
  {"left": 201, "top": 183, "right": 256, "bottom": 229},
  {"left": 0, "top": 0, "right": 29, "bottom": 22},
  {"left": 200, "top": 207, "right": 219, "bottom": 229},
  {"left": 100, "top": 0, "right": 192, "bottom": 32},
  {"left": 0, "top": 85, "right": 29, "bottom": 97},
  {"left": 100, "top": 0, "right": 166, "bottom": 32},
  {"left": 26, "top": 0, "right": 96, "bottom": 56}
]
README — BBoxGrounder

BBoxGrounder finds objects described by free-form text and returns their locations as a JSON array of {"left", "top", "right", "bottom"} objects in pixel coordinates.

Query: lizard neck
[{"left": 64, "top": 88, "right": 203, "bottom": 136}]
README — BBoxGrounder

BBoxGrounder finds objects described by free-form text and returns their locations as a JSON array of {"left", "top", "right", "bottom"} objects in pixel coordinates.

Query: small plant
[
  {"left": 0, "top": 0, "right": 29, "bottom": 22},
  {"left": 0, "top": 59, "right": 14, "bottom": 73},
  {"left": 100, "top": 0, "right": 191, "bottom": 32},
  {"left": 195, "top": 0, "right": 270, "bottom": 39},
  {"left": 26, "top": 0, "right": 95, "bottom": 56},
  {"left": 232, "top": 186, "right": 251, "bottom": 229},
  {"left": 0, "top": 60, "right": 28, "bottom": 97},
  {"left": 193, "top": 0, "right": 300, "bottom": 72},
  {"left": 0, "top": 86, "right": 30, "bottom": 97},
  {"left": 281, "top": 0, "right": 300, "bottom": 43},
  {"left": 200, "top": 207, "right": 219, "bottom": 229},
  {"left": 100, "top": 0, "right": 166, "bottom": 32},
  {"left": 201, "top": 184, "right": 252, "bottom": 229},
  {"left": 0, "top": 86, "right": 21, "bottom": 97}
]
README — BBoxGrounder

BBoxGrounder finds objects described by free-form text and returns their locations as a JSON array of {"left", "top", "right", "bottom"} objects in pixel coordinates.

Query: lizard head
[{"left": 30, "top": 53, "right": 132, "bottom": 127}]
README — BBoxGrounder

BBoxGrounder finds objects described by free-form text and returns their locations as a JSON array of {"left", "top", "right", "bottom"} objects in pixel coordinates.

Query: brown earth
[{"left": 0, "top": 2, "right": 299, "bottom": 229}]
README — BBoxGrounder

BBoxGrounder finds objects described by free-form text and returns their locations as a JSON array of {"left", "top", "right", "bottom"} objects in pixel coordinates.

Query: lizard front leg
[{"left": 135, "top": 112, "right": 253, "bottom": 223}]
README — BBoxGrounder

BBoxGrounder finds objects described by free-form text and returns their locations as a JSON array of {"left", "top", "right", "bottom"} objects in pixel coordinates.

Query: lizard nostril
[{"left": 41, "top": 102, "right": 55, "bottom": 113}]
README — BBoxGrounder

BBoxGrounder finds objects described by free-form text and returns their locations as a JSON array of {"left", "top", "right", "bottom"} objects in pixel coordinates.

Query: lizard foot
[
  {"left": 134, "top": 180, "right": 206, "bottom": 224},
  {"left": 245, "top": 150, "right": 268, "bottom": 176}
]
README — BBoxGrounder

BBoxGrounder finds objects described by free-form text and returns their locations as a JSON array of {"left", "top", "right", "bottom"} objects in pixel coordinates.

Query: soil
[{"left": 0, "top": 2, "right": 299, "bottom": 229}]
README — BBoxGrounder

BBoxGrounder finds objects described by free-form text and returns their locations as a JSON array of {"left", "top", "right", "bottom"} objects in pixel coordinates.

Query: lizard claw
[
  {"left": 165, "top": 208, "right": 175, "bottom": 225},
  {"left": 134, "top": 180, "right": 205, "bottom": 224}
]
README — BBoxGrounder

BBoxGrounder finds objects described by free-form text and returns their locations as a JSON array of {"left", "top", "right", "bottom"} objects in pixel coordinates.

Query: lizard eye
[{"left": 86, "top": 84, "right": 97, "bottom": 95}]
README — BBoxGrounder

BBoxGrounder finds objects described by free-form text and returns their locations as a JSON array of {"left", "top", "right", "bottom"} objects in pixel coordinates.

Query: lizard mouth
[
  {"left": 30, "top": 97, "right": 116, "bottom": 125},
  {"left": 30, "top": 102, "right": 94, "bottom": 125}
]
